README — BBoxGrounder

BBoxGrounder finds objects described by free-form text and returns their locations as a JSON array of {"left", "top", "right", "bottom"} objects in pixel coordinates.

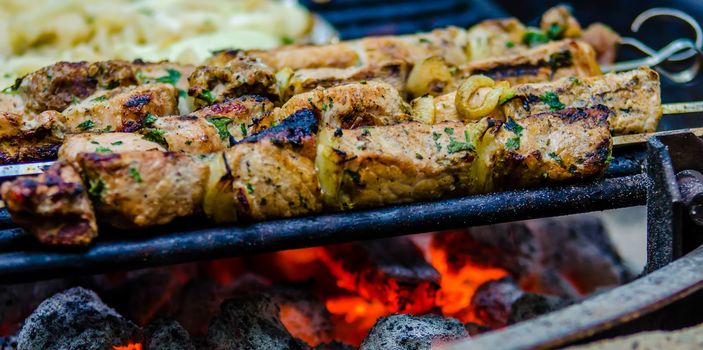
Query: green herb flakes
[
  {"left": 156, "top": 68, "right": 181, "bottom": 86},
  {"left": 143, "top": 128, "right": 167, "bottom": 146},
  {"left": 91, "top": 95, "right": 108, "bottom": 103},
  {"left": 88, "top": 178, "right": 105, "bottom": 198},
  {"left": 505, "top": 136, "right": 520, "bottom": 151},
  {"left": 199, "top": 90, "right": 216, "bottom": 103},
  {"left": 77, "top": 120, "right": 96, "bottom": 131},
  {"left": 246, "top": 183, "right": 254, "bottom": 194},
  {"left": 207, "top": 117, "right": 233, "bottom": 140},
  {"left": 240, "top": 123, "right": 248, "bottom": 137},
  {"left": 95, "top": 146, "right": 112, "bottom": 153},
  {"left": 144, "top": 113, "right": 158, "bottom": 126},
  {"left": 503, "top": 117, "right": 523, "bottom": 136},
  {"left": 539, "top": 91, "right": 566, "bottom": 111},
  {"left": 111, "top": 141, "right": 123, "bottom": 146},
  {"left": 129, "top": 167, "right": 143, "bottom": 183}
]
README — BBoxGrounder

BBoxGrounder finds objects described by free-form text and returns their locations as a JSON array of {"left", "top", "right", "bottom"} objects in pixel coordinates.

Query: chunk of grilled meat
[
  {"left": 501, "top": 67, "right": 661, "bottom": 134},
  {"left": 317, "top": 106, "right": 611, "bottom": 210},
  {"left": 275, "top": 81, "right": 412, "bottom": 128},
  {"left": 421, "top": 67, "right": 661, "bottom": 135},
  {"left": 316, "top": 120, "right": 488, "bottom": 210},
  {"left": 78, "top": 150, "right": 209, "bottom": 229},
  {"left": 13, "top": 60, "right": 193, "bottom": 114},
  {"left": 61, "top": 83, "right": 179, "bottom": 133},
  {"left": 0, "top": 162, "right": 97, "bottom": 245},
  {"left": 188, "top": 54, "right": 279, "bottom": 107},
  {"left": 472, "top": 106, "right": 612, "bottom": 192}
]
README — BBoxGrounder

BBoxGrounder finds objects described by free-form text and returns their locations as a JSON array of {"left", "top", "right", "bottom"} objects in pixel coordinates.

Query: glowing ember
[
  {"left": 430, "top": 245, "right": 508, "bottom": 323},
  {"left": 113, "top": 343, "right": 142, "bottom": 350},
  {"left": 280, "top": 304, "right": 327, "bottom": 346},
  {"left": 326, "top": 295, "right": 391, "bottom": 346}
]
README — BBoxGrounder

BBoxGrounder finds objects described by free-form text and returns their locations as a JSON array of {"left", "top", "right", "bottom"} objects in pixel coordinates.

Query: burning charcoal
[
  {"left": 360, "top": 314, "right": 468, "bottom": 350},
  {"left": 507, "top": 293, "right": 573, "bottom": 325},
  {"left": 16, "top": 287, "right": 142, "bottom": 350},
  {"left": 270, "top": 285, "right": 334, "bottom": 346},
  {"left": 470, "top": 277, "right": 525, "bottom": 329},
  {"left": 314, "top": 341, "right": 357, "bottom": 350},
  {"left": 431, "top": 215, "right": 630, "bottom": 298},
  {"left": 320, "top": 237, "right": 440, "bottom": 313},
  {"left": 144, "top": 319, "right": 195, "bottom": 350},
  {"left": 206, "top": 294, "right": 311, "bottom": 350}
]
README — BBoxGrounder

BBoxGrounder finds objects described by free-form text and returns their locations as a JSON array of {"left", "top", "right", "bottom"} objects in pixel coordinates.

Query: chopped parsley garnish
[
  {"left": 503, "top": 117, "right": 523, "bottom": 136},
  {"left": 91, "top": 95, "right": 108, "bottom": 102},
  {"left": 548, "top": 50, "right": 573, "bottom": 71},
  {"left": 359, "top": 80, "right": 367, "bottom": 84},
  {"left": 102, "top": 125, "right": 112, "bottom": 132},
  {"left": 547, "top": 23, "right": 564, "bottom": 39},
  {"left": 111, "top": 141, "right": 123, "bottom": 146},
  {"left": 432, "top": 132, "right": 442, "bottom": 141},
  {"left": 505, "top": 136, "right": 521, "bottom": 151},
  {"left": 71, "top": 96, "right": 80, "bottom": 105},
  {"left": 523, "top": 28, "right": 549, "bottom": 47},
  {"left": 144, "top": 113, "right": 158, "bottom": 126},
  {"left": 207, "top": 117, "right": 233, "bottom": 140},
  {"left": 548, "top": 152, "right": 565, "bottom": 166},
  {"left": 240, "top": 123, "right": 248, "bottom": 137},
  {"left": 418, "top": 37, "right": 432, "bottom": 44},
  {"left": 178, "top": 89, "right": 187, "bottom": 98},
  {"left": 281, "top": 36, "right": 295, "bottom": 45},
  {"left": 447, "top": 128, "right": 474, "bottom": 154},
  {"left": 505, "top": 41, "right": 515, "bottom": 48},
  {"left": 90, "top": 140, "right": 99, "bottom": 145},
  {"left": 1, "top": 78, "right": 21, "bottom": 94},
  {"left": 155, "top": 68, "right": 181, "bottom": 86},
  {"left": 539, "top": 91, "right": 566, "bottom": 111},
  {"left": 568, "top": 76, "right": 582, "bottom": 85},
  {"left": 199, "top": 89, "right": 216, "bottom": 103},
  {"left": 129, "top": 167, "right": 143, "bottom": 183},
  {"left": 444, "top": 127, "right": 454, "bottom": 135},
  {"left": 185, "top": 140, "right": 193, "bottom": 146},
  {"left": 88, "top": 178, "right": 105, "bottom": 198},
  {"left": 77, "top": 120, "right": 96, "bottom": 131},
  {"left": 143, "top": 128, "right": 167, "bottom": 146},
  {"left": 95, "top": 146, "right": 112, "bottom": 153},
  {"left": 246, "top": 183, "right": 254, "bottom": 194},
  {"left": 415, "top": 153, "right": 424, "bottom": 160}
]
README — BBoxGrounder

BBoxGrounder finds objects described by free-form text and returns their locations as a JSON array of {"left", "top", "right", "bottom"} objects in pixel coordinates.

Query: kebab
[{"left": 1, "top": 105, "right": 612, "bottom": 246}]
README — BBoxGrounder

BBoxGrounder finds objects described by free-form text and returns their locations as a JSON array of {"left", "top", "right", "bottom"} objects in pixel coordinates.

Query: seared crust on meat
[
  {"left": 0, "top": 162, "right": 97, "bottom": 245},
  {"left": 0, "top": 111, "right": 63, "bottom": 163},
  {"left": 188, "top": 54, "right": 279, "bottom": 107},
  {"left": 77, "top": 151, "right": 209, "bottom": 228},
  {"left": 241, "top": 108, "right": 319, "bottom": 159},
  {"left": 58, "top": 133, "right": 165, "bottom": 163},
  {"left": 61, "top": 83, "right": 179, "bottom": 133},
  {"left": 502, "top": 67, "right": 661, "bottom": 134},
  {"left": 277, "top": 82, "right": 412, "bottom": 129},
  {"left": 316, "top": 120, "right": 489, "bottom": 210},
  {"left": 18, "top": 60, "right": 138, "bottom": 113},
  {"left": 453, "top": 39, "right": 600, "bottom": 89},
  {"left": 474, "top": 106, "right": 612, "bottom": 192}
]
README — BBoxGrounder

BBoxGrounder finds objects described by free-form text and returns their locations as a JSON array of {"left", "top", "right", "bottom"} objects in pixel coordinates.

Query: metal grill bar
[{"left": 0, "top": 173, "right": 646, "bottom": 284}]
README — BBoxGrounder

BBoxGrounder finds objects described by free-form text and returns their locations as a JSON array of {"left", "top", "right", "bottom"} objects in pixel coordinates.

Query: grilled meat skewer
[
  {"left": 1, "top": 106, "right": 612, "bottom": 246},
  {"left": 415, "top": 67, "right": 661, "bottom": 134}
]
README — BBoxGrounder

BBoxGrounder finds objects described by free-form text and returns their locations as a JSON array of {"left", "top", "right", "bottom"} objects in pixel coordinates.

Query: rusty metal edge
[{"left": 442, "top": 244, "right": 703, "bottom": 350}]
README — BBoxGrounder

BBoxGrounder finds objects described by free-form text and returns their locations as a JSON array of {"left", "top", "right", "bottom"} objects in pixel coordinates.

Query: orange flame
[
  {"left": 113, "top": 343, "right": 142, "bottom": 350},
  {"left": 326, "top": 295, "right": 390, "bottom": 346},
  {"left": 430, "top": 245, "right": 508, "bottom": 323}
]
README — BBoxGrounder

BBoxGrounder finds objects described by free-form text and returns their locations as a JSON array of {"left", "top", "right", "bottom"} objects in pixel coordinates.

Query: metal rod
[
  {"left": 443, "top": 244, "right": 703, "bottom": 350},
  {"left": 0, "top": 174, "right": 647, "bottom": 284},
  {"left": 663, "top": 101, "right": 703, "bottom": 114},
  {"left": 614, "top": 127, "right": 703, "bottom": 147}
]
